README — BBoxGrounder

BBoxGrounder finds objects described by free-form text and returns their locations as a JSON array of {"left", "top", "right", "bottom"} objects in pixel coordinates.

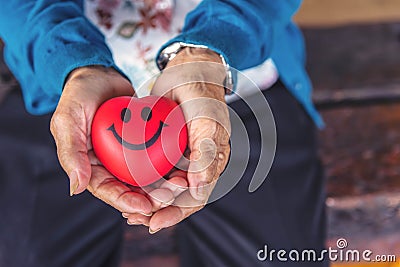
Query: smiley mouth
[{"left": 108, "top": 121, "right": 168, "bottom": 150}]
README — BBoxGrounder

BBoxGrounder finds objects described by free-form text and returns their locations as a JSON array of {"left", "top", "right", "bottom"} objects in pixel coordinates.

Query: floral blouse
[{"left": 85, "top": 0, "right": 278, "bottom": 100}]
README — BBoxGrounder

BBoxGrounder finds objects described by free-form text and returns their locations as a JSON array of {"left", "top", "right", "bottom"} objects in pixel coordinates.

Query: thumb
[
  {"left": 177, "top": 96, "right": 231, "bottom": 202},
  {"left": 50, "top": 102, "right": 91, "bottom": 196},
  {"left": 187, "top": 133, "right": 219, "bottom": 201},
  {"left": 186, "top": 118, "right": 230, "bottom": 201},
  {"left": 50, "top": 66, "right": 134, "bottom": 196}
]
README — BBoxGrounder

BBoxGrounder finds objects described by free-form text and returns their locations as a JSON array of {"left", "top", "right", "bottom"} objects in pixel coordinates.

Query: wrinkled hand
[
  {"left": 50, "top": 66, "right": 186, "bottom": 216},
  {"left": 124, "top": 48, "right": 231, "bottom": 233}
]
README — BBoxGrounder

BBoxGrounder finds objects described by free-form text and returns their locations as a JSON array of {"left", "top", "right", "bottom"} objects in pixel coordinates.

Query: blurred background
[
  {"left": 1, "top": 0, "right": 400, "bottom": 266},
  {"left": 300, "top": 1, "right": 400, "bottom": 266}
]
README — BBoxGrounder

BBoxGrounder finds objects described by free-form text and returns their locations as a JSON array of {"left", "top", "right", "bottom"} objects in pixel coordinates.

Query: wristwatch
[{"left": 156, "top": 42, "right": 234, "bottom": 94}]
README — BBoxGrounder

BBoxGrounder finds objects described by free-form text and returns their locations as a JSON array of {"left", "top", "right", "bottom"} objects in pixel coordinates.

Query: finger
[
  {"left": 88, "top": 151, "right": 150, "bottom": 197},
  {"left": 215, "top": 143, "right": 231, "bottom": 175},
  {"left": 122, "top": 212, "right": 152, "bottom": 218},
  {"left": 126, "top": 213, "right": 151, "bottom": 227},
  {"left": 146, "top": 188, "right": 175, "bottom": 212},
  {"left": 87, "top": 166, "right": 153, "bottom": 215},
  {"left": 122, "top": 210, "right": 152, "bottom": 227},
  {"left": 168, "top": 169, "right": 187, "bottom": 178},
  {"left": 159, "top": 176, "right": 188, "bottom": 198},
  {"left": 89, "top": 149, "right": 155, "bottom": 204},
  {"left": 136, "top": 175, "right": 188, "bottom": 214},
  {"left": 148, "top": 191, "right": 205, "bottom": 234},
  {"left": 50, "top": 107, "right": 91, "bottom": 196},
  {"left": 148, "top": 206, "right": 184, "bottom": 234},
  {"left": 88, "top": 150, "right": 102, "bottom": 166}
]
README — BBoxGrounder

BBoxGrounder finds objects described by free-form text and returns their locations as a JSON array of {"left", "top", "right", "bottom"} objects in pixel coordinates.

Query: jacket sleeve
[
  {"left": 158, "top": 0, "right": 302, "bottom": 70},
  {"left": 0, "top": 0, "right": 123, "bottom": 115}
]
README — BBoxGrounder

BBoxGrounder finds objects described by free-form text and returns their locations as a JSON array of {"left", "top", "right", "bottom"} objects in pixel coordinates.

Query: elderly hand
[
  {"left": 51, "top": 66, "right": 186, "bottom": 216},
  {"left": 124, "top": 47, "right": 231, "bottom": 233}
]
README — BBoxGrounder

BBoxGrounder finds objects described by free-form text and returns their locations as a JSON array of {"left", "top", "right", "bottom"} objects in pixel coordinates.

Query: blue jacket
[{"left": 0, "top": 0, "right": 323, "bottom": 127}]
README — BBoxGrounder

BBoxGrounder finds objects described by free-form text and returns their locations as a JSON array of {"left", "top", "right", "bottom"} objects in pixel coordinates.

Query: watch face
[
  {"left": 156, "top": 54, "right": 169, "bottom": 70},
  {"left": 156, "top": 42, "right": 182, "bottom": 70}
]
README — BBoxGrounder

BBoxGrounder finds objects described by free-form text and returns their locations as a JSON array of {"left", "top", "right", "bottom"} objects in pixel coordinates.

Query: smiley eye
[
  {"left": 141, "top": 107, "right": 152, "bottom": 121},
  {"left": 121, "top": 108, "right": 131, "bottom": 123}
]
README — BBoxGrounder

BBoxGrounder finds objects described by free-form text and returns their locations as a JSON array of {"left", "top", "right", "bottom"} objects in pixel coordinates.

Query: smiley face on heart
[{"left": 91, "top": 96, "right": 188, "bottom": 186}]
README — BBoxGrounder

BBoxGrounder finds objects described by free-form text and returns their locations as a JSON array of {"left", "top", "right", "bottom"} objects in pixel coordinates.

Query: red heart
[{"left": 91, "top": 96, "right": 188, "bottom": 186}]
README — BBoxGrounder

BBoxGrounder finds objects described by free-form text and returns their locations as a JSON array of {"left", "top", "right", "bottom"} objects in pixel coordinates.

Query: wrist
[
  {"left": 165, "top": 47, "right": 222, "bottom": 68},
  {"left": 164, "top": 48, "right": 226, "bottom": 96},
  {"left": 66, "top": 65, "right": 120, "bottom": 84},
  {"left": 63, "top": 65, "right": 134, "bottom": 104},
  {"left": 158, "top": 43, "right": 233, "bottom": 94}
]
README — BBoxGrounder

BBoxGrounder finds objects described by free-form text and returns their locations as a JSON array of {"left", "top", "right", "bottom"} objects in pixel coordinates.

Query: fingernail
[
  {"left": 149, "top": 228, "right": 161, "bottom": 234},
  {"left": 69, "top": 171, "right": 79, "bottom": 196},
  {"left": 140, "top": 212, "right": 153, "bottom": 217},
  {"left": 175, "top": 187, "right": 187, "bottom": 194},
  {"left": 127, "top": 220, "right": 140, "bottom": 225},
  {"left": 122, "top": 213, "right": 129, "bottom": 219},
  {"left": 160, "top": 197, "right": 175, "bottom": 208},
  {"left": 196, "top": 181, "right": 207, "bottom": 199}
]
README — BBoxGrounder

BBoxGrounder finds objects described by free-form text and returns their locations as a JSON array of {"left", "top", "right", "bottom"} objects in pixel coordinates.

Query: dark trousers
[
  {"left": 0, "top": 81, "right": 326, "bottom": 266},
  {"left": 179, "top": 82, "right": 327, "bottom": 266},
  {"left": 0, "top": 90, "right": 123, "bottom": 267}
]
